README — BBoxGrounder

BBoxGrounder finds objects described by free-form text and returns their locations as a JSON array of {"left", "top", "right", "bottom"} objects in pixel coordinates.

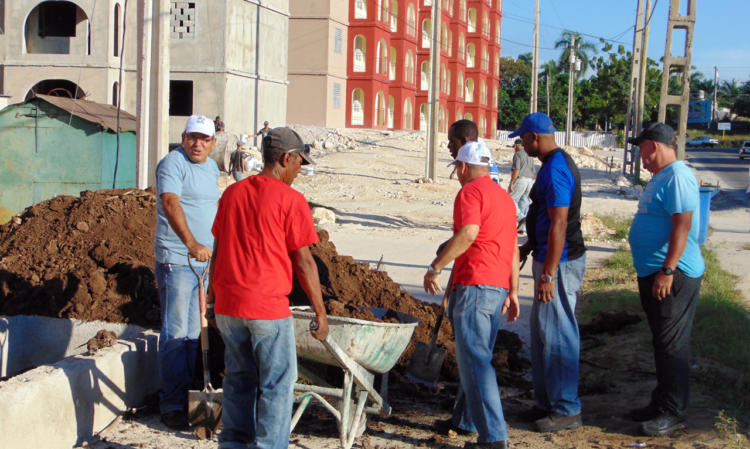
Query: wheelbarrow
[{"left": 290, "top": 307, "right": 419, "bottom": 449}]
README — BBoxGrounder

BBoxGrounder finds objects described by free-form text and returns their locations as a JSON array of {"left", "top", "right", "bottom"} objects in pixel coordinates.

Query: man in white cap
[
  {"left": 423, "top": 140, "right": 520, "bottom": 449},
  {"left": 153, "top": 114, "right": 220, "bottom": 430}
]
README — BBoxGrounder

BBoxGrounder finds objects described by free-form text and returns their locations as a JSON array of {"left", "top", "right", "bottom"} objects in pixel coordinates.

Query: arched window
[
  {"left": 25, "top": 1, "right": 91, "bottom": 55},
  {"left": 375, "top": 91, "right": 387, "bottom": 126},
  {"left": 421, "top": 19, "right": 431, "bottom": 48},
  {"left": 457, "top": 71, "right": 464, "bottom": 97},
  {"left": 479, "top": 114, "right": 485, "bottom": 136},
  {"left": 403, "top": 98, "right": 413, "bottom": 129},
  {"left": 424, "top": 0, "right": 432, "bottom": 5},
  {"left": 421, "top": 61, "right": 430, "bottom": 91},
  {"left": 389, "top": 46, "right": 397, "bottom": 80},
  {"left": 353, "top": 35, "right": 366, "bottom": 72},
  {"left": 466, "top": 43, "right": 476, "bottom": 68},
  {"left": 465, "top": 78, "right": 474, "bottom": 102},
  {"left": 448, "top": 30, "right": 453, "bottom": 56},
  {"left": 458, "top": 33, "right": 465, "bottom": 60},
  {"left": 457, "top": 108, "right": 463, "bottom": 122},
  {"left": 377, "top": 0, "right": 382, "bottom": 20},
  {"left": 420, "top": 103, "right": 428, "bottom": 130},
  {"left": 494, "top": 55, "right": 500, "bottom": 76},
  {"left": 467, "top": 8, "right": 477, "bottom": 32},
  {"left": 482, "top": 11, "right": 489, "bottom": 37},
  {"left": 439, "top": 105, "right": 446, "bottom": 132},
  {"left": 407, "top": 4, "right": 416, "bottom": 36},
  {"left": 382, "top": 0, "right": 389, "bottom": 23},
  {"left": 390, "top": 0, "right": 398, "bottom": 31},
  {"left": 447, "top": 69, "right": 452, "bottom": 95},
  {"left": 355, "top": 0, "right": 367, "bottom": 19},
  {"left": 460, "top": 0, "right": 466, "bottom": 21},
  {"left": 493, "top": 86, "right": 498, "bottom": 108},
  {"left": 113, "top": 3, "right": 120, "bottom": 57},
  {"left": 352, "top": 89, "right": 365, "bottom": 125},
  {"left": 465, "top": 112, "right": 473, "bottom": 121},
  {"left": 482, "top": 46, "right": 489, "bottom": 71},
  {"left": 112, "top": 81, "right": 119, "bottom": 106},
  {"left": 405, "top": 50, "right": 415, "bottom": 83},
  {"left": 388, "top": 95, "right": 395, "bottom": 128},
  {"left": 449, "top": 0, "right": 454, "bottom": 16},
  {"left": 480, "top": 80, "right": 486, "bottom": 105},
  {"left": 496, "top": 20, "right": 501, "bottom": 44},
  {"left": 441, "top": 23, "right": 448, "bottom": 53},
  {"left": 377, "top": 39, "right": 388, "bottom": 75},
  {"left": 440, "top": 64, "right": 446, "bottom": 93}
]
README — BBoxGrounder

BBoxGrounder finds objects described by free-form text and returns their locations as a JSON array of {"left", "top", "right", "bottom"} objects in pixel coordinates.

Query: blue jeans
[
  {"left": 510, "top": 177, "right": 533, "bottom": 229},
  {"left": 217, "top": 315, "right": 297, "bottom": 449},
  {"left": 155, "top": 262, "right": 204, "bottom": 413},
  {"left": 232, "top": 171, "right": 244, "bottom": 182},
  {"left": 449, "top": 284, "right": 509, "bottom": 443},
  {"left": 530, "top": 254, "right": 586, "bottom": 416}
]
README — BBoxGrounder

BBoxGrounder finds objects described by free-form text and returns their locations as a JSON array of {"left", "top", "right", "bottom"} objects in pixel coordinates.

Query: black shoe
[
  {"left": 629, "top": 403, "right": 661, "bottom": 422},
  {"left": 464, "top": 441, "right": 509, "bottom": 449},
  {"left": 517, "top": 406, "right": 549, "bottom": 422},
  {"left": 161, "top": 410, "right": 189, "bottom": 430},
  {"left": 535, "top": 413, "right": 582, "bottom": 432},
  {"left": 641, "top": 412, "right": 686, "bottom": 436},
  {"left": 434, "top": 418, "right": 477, "bottom": 436}
]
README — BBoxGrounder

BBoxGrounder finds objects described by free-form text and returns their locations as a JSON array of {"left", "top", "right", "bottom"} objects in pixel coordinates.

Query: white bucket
[{"left": 303, "top": 166, "right": 314, "bottom": 176}]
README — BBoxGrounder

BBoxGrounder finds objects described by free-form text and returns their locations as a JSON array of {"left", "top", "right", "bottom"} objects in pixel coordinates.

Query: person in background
[
  {"left": 153, "top": 114, "right": 220, "bottom": 430},
  {"left": 254, "top": 121, "right": 271, "bottom": 139},
  {"left": 508, "top": 138, "right": 535, "bottom": 234},
  {"left": 214, "top": 116, "right": 225, "bottom": 133},
  {"left": 229, "top": 136, "right": 248, "bottom": 182},
  {"left": 626, "top": 122, "right": 704, "bottom": 437}
]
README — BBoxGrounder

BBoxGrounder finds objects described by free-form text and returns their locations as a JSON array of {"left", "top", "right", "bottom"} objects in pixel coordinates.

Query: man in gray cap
[
  {"left": 626, "top": 122, "right": 704, "bottom": 436},
  {"left": 208, "top": 127, "right": 328, "bottom": 449},
  {"left": 507, "top": 138, "right": 534, "bottom": 234}
]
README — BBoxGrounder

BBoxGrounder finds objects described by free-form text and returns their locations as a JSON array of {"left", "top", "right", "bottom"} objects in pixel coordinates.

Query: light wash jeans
[
  {"left": 510, "top": 177, "right": 533, "bottom": 230},
  {"left": 217, "top": 315, "right": 297, "bottom": 449},
  {"left": 155, "top": 262, "right": 204, "bottom": 414},
  {"left": 448, "top": 284, "right": 510, "bottom": 443},
  {"left": 530, "top": 254, "right": 586, "bottom": 416}
]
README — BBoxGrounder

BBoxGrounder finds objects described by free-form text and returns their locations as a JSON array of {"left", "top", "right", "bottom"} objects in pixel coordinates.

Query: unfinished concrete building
[{"left": 0, "top": 0, "right": 291, "bottom": 142}]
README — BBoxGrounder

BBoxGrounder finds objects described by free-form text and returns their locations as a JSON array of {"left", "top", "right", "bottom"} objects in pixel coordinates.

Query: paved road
[{"left": 686, "top": 146, "right": 750, "bottom": 192}]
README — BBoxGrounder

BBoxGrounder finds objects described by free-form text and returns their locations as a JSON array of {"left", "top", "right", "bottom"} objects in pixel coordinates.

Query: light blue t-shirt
[
  {"left": 628, "top": 160, "right": 705, "bottom": 278},
  {"left": 154, "top": 147, "right": 220, "bottom": 265}
]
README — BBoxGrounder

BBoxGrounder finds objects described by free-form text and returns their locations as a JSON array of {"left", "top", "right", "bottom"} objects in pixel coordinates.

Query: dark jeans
[{"left": 637, "top": 269, "right": 702, "bottom": 418}]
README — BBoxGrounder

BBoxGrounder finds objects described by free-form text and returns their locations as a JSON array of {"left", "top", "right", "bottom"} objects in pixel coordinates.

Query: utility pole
[
  {"left": 713, "top": 66, "right": 719, "bottom": 123},
  {"left": 529, "top": 0, "right": 540, "bottom": 113},
  {"left": 565, "top": 35, "right": 576, "bottom": 146},
  {"left": 425, "top": 0, "right": 441, "bottom": 180},
  {"left": 623, "top": 0, "right": 644, "bottom": 175},
  {"left": 634, "top": 0, "right": 652, "bottom": 182},
  {"left": 546, "top": 73, "right": 551, "bottom": 116}
]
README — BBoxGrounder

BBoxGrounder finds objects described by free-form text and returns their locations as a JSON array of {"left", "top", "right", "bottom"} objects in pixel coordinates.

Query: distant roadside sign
[{"left": 718, "top": 122, "right": 731, "bottom": 131}]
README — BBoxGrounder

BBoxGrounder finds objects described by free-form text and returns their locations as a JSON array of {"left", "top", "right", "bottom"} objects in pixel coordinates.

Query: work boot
[
  {"left": 641, "top": 412, "right": 686, "bottom": 436},
  {"left": 464, "top": 441, "right": 509, "bottom": 449},
  {"left": 433, "top": 418, "right": 476, "bottom": 436},
  {"left": 534, "top": 413, "right": 582, "bottom": 432},
  {"left": 517, "top": 406, "right": 549, "bottom": 422},
  {"left": 161, "top": 410, "right": 189, "bottom": 430},
  {"left": 628, "top": 403, "right": 661, "bottom": 422}
]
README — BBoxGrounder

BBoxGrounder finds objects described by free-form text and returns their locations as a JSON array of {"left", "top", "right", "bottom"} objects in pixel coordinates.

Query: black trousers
[{"left": 637, "top": 268, "right": 702, "bottom": 417}]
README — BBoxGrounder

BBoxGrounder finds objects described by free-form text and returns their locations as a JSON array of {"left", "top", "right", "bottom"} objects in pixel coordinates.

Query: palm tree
[{"left": 554, "top": 30, "right": 597, "bottom": 78}]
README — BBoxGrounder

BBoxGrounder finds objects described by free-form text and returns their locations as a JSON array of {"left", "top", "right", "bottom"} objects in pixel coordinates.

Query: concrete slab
[{"left": 0, "top": 316, "right": 158, "bottom": 449}]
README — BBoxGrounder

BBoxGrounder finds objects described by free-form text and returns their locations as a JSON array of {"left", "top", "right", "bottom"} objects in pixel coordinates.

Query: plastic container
[{"left": 698, "top": 186, "right": 719, "bottom": 244}]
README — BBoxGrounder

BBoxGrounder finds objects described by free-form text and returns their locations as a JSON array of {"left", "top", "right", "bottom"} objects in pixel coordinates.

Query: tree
[
  {"left": 554, "top": 30, "right": 597, "bottom": 78},
  {"left": 497, "top": 55, "right": 531, "bottom": 130},
  {"left": 719, "top": 79, "right": 741, "bottom": 108},
  {"left": 733, "top": 79, "right": 750, "bottom": 117}
]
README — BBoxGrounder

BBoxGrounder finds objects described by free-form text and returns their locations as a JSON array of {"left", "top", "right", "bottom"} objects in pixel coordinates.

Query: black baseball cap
[
  {"left": 263, "top": 127, "right": 315, "bottom": 165},
  {"left": 627, "top": 122, "right": 675, "bottom": 146}
]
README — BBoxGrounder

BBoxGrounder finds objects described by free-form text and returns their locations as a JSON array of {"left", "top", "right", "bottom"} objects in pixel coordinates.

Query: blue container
[{"left": 698, "top": 187, "right": 719, "bottom": 244}]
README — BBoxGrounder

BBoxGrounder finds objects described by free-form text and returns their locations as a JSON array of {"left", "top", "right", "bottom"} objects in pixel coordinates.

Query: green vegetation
[
  {"left": 595, "top": 215, "right": 632, "bottom": 241},
  {"left": 714, "top": 410, "right": 749, "bottom": 449}
]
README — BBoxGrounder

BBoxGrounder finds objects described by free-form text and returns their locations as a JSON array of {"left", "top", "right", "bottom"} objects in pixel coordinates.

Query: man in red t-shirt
[
  {"left": 423, "top": 140, "right": 520, "bottom": 449},
  {"left": 207, "top": 127, "right": 328, "bottom": 449}
]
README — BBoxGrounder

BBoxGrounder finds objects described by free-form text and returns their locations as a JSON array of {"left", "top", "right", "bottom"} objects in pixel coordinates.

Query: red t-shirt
[
  {"left": 211, "top": 175, "right": 318, "bottom": 319},
  {"left": 452, "top": 176, "right": 517, "bottom": 289}
]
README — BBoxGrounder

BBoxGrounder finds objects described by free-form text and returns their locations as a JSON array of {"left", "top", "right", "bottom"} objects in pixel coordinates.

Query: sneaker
[
  {"left": 640, "top": 412, "right": 686, "bottom": 436},
  {"left": 161, "top": 410, "right": 189, "bottom": 430},
  {"left": 464, "top": 441, "right": 509, "bottom": 449},
  {"left": 434, "top": 418, "right": 476, "bottom": 436},
  {"left": 534, "top": 413, "right": 582, "bottom": 432},
  {"left": 517, "top": 406, "right": 549, "bottom": 422},
  {"left": 629, "top": 403, "right": 661, "bottom": 422}
]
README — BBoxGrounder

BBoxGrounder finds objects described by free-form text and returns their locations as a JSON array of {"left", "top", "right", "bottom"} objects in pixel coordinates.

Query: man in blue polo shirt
[
  {"left": 154, "top": 114, "right": 220, "bottom": 430},
  {"left": 514, "top": 113, "right": 586, "bottom": 433},
  {"left": 626, "top": 122, "right": 704, "bottom": 437}
]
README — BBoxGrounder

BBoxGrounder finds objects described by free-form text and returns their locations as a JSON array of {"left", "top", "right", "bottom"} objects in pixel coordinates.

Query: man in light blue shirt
[
  {"left": 627, "top": 122, "right": 704, "bottom": 437},
  {"left": 154, "top": 114, "right": 220, "bottom": 430}
]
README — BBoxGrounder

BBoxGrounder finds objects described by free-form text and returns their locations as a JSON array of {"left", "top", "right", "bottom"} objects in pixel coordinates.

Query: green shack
[{"left": 0, "top": 94, "right": 136, "bottom": 223}]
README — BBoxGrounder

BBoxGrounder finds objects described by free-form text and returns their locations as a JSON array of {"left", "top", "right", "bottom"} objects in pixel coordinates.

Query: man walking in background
[
  {"left": 424, "top": 140, "right": 520, "bottom": 449},
  {"left": 627, "top": 122, "right": 704, "bottom": 436},
  {"left": 514, "top": 112, "right": 587, "bottom": 433},
  {"left": 208, "top": 127, "right": 329, "bottom": 449},
  {"left": 154, "top": 114, "right": 220, "bottom": 430},
  {"left": 508, "top": 138, "right": 534, "bottom": 234}
]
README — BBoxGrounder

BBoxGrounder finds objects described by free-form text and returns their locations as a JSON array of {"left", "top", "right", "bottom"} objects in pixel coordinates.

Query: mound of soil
[{"left": 0, "top": 189, "right": 528, "bottom": 385}]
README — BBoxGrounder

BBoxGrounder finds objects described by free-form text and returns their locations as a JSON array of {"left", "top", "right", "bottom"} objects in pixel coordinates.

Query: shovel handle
[
  {"left": 188, "top": 257, "right": 212, "bottom": 388},
  {"left": 430, "top": 272, "right": 452, "bottom": 347}
]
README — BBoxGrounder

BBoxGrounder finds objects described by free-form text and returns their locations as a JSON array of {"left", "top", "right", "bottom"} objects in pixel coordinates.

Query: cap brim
[
  {"left": 508, "top": 129, "right": 522, "bottom": 138},
  {"left": 298, "top": 151, "right": 315, "bottom": 165},
  {"left": 627, "top": 136, "right": 642, "bottom": 145}
]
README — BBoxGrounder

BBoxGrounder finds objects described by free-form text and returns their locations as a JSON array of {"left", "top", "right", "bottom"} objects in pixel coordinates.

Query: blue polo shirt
[
  {"left": 527, "top": 149, "right": 586, "bottom": 262},
  {"left": 154, "top": 147, "right": 220, "bottom": 265},
  {"left": 628, "top": 160, "right": 705, "bottom": 278}
]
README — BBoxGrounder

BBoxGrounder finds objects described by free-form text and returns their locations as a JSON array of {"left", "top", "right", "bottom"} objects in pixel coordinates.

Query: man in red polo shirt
[
  {"left": 423, "top": 140, "right": 520, "bottom": 449},
  {"left": 208, "top": 127, "right": 328, "bottom": 449}
]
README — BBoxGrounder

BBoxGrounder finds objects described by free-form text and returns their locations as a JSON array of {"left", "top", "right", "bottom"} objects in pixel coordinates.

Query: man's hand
[
  {"left": 507, "top": 183, "right": 514, "bottom": 193},
  {"left": 188, "top": 243, "right": 212, "bottom": 262},
  {"left": 311, "top": 314, "right": 329, "bottom": 341},
  {"left": 652, "top": 272, "right": 674, "bottom": 301},
  {"left": 537, "top": 279, "right": 555, "bottom": 303},
  {"left": 424, "top": 271, "right": 442, "bottom": 295},
  {"left": 502, "top": 292, "right": 520, "bottom": 322}
]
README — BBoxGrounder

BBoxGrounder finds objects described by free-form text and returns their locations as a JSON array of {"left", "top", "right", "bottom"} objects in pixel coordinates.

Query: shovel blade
[
  {"left": 406, "top": 341, "right": 447, "bottom": 387},
  {"left": 188, "top": 388, "right": 223, "bottom": 437}
]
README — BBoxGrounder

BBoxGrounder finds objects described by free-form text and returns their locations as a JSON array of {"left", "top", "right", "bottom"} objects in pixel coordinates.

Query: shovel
[
  {"left": 406, "top": 274, "right": 451, "bottom": 388},
  {"left": 187, "top": 258, "right": 222, "bottom": 439}
]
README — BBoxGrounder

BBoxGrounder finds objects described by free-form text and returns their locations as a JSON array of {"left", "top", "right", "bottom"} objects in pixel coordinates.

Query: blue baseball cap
[{"left": 508, "top": 112, "right": 557, "bottom": 138}]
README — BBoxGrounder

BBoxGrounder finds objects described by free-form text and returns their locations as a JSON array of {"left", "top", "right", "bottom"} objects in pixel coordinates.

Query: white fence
[{"left": 496, "top": 130, "right": 618, "bottom": 148}]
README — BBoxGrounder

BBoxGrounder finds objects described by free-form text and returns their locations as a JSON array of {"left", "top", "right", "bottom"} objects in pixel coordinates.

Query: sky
[{"left": 499, "top": 0, "right": 750, "bottom": 84}]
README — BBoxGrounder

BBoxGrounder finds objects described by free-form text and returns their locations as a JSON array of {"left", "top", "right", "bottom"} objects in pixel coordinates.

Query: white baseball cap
[
  {"left": 184, "top": 115, "right": 215, "bottom": 137},
  {"left": 450, "top": 141, "right": 492, "bottom": 166}
]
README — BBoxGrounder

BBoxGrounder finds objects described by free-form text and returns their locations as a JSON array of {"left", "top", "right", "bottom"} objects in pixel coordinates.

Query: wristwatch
[
  {"left": 661, "top": 266, "right": 675, "bottom": 276},
  {"left": 427, "top": 264, "right": 441, "bottom": 275},
  {"left": 540, "top": 273, "right": 555, "bottom": 283}
]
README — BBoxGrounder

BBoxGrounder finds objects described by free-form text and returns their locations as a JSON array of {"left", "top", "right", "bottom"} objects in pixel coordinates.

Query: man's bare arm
[
  {"left": 652, "top": 211, "right": 692, "bottom": 300},
  {"left": 291, "top": 246, "right": 329, "bottom": 341}
]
